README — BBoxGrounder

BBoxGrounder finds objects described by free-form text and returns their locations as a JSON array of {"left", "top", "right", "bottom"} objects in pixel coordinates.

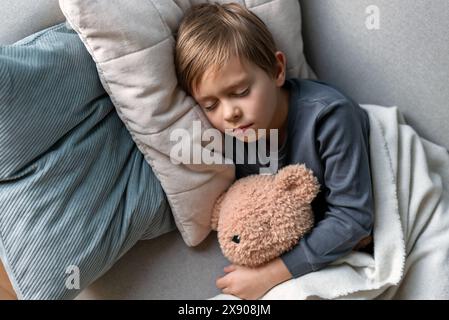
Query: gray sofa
[{"left": 1, "top": 0, "right": 448, "bottom": 299}]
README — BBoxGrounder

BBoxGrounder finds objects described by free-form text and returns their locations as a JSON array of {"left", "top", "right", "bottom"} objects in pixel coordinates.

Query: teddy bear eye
[{"left": 231, "top": 235, "right": 240, "bottom": 244}]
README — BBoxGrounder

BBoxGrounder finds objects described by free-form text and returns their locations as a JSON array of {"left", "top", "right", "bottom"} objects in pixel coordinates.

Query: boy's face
[{"left": 192, "top": 52, "right": 288, "bottom": 142}]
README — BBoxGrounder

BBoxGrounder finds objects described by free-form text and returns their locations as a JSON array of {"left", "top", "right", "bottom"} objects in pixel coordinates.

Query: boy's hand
[{"left": 216, "top": 258, "right": 292, "bottom": 300}]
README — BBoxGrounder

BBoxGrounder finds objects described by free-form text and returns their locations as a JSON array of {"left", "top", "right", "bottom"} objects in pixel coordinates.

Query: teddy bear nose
[{"left": 232, "top": 235, "right": 240, "bottom": 244}]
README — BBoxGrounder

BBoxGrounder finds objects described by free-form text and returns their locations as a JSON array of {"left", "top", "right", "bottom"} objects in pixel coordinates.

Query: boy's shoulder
[
  {"left": 286, "top": 78, "right": 353, "bottom": 107},
  {"left": 285, "top": 78, "right": 368, "bottom": 128}
]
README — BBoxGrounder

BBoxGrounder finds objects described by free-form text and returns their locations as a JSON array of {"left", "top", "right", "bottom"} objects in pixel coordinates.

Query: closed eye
[
  {"left": 203, "top": 88, "right": 249, "bottom": 112},
  {"left": 233, "top": 88, "right": 250, "bottom": 97},
  {"left": 204, "top": 101, "right": 218, "bottom": 112}
]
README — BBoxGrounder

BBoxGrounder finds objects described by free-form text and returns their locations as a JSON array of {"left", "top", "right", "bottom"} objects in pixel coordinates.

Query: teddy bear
[
  {"left": 211, "top": 163, "right": 374, "bottom": 267},
  {"left": 211, "top": 164, "right": 320, "bottom": 268}
]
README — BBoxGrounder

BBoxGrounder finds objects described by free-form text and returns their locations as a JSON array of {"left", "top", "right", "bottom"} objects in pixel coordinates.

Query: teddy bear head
[{"left": 211, "top": 164, "right": 320, "bottom": 268}]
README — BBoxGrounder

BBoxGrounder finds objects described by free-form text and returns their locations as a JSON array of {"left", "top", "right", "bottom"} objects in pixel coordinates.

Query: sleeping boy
[{"left": 175, "top": 2, "right": 374, "bottom": 300}]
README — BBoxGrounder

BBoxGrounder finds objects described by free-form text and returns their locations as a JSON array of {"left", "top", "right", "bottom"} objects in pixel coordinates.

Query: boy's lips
[{"left": 232, "top": 123, "right": 254, "bottom": 133}]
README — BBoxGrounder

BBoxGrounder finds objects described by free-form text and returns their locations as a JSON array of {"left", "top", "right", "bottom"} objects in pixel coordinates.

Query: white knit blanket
[{"left": 213, "top": 104, "right": 449, "bottom": 300}]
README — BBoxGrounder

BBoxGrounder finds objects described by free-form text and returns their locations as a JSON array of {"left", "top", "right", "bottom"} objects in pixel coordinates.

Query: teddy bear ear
[
  {"left": 211, "top": 191, "right": 226, "bottom": 231},
  {"left": 275, "top": 164, "right": 320, "bottom": 203}
]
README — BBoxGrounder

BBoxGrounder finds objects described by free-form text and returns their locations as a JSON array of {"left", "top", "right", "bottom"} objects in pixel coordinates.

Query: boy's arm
[{"left": 281, "top": 99, "right": 374, "bottom": 278}]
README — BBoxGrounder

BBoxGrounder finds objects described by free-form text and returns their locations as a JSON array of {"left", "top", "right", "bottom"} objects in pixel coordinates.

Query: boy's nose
[{"left": 224, "top": 105, "right": 242, "bottom": 123}]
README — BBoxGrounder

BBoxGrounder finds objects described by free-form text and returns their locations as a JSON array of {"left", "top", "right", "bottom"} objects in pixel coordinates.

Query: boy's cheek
[{"left": 205, "top": 115, "right": 224, "bottom": 132}]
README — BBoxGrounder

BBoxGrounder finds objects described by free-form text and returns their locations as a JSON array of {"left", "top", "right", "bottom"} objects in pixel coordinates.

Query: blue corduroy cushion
[{"left": 0, "top": 23, "right": 175, "bottom": 300}]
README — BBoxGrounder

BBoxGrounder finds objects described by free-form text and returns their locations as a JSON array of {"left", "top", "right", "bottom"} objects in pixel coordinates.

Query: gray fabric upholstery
[
  {"left": 3, "top": 0, "right": 448, "bottom": 299},
  {"left": 77, "top": 231, "right": 227, "bottom": 300},
  {"left": 299, "top": 0, "right": 449, "bottom": 151},
  {"left": 0, "top": 0, "right": 65, "bottom": 45}
]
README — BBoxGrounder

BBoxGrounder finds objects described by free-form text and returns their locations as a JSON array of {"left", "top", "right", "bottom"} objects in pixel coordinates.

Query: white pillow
[{"left": 59, "top": 0, "right": 315, "bottom": 246}]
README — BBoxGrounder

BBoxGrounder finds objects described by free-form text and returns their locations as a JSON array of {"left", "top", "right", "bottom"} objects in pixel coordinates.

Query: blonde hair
[{"left": 175, "top": 2, "right": 278, "bottom": 96}]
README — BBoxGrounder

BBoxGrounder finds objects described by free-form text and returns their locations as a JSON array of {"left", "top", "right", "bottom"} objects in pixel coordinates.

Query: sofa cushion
[
  {"left": 0, "top": 23, "right": 175, "bottom": 300},
  {"left": 59, "top": 0, "right": 316, "bottom": 247},
  {"left": 300, "top": 0, "right": 449, "bottom": 150},
  {"left": 0, "top": 0, "right": 65, "bottom": 45},
  {"left": 77, "top": 230, "right": 228, "bottom": 299}
]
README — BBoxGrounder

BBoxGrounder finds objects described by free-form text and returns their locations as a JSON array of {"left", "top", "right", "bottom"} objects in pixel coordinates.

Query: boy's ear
[{"left": 275, "top": 51, "right": 287, "bottom": 87}]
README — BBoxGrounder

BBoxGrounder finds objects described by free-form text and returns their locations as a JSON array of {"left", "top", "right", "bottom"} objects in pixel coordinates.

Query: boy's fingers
[
  {"left": 224, "top": 265, "right": 236, "bottom": 273},
  {"left": 216, "top": 276, "right": 227, "bottom": 289}
]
